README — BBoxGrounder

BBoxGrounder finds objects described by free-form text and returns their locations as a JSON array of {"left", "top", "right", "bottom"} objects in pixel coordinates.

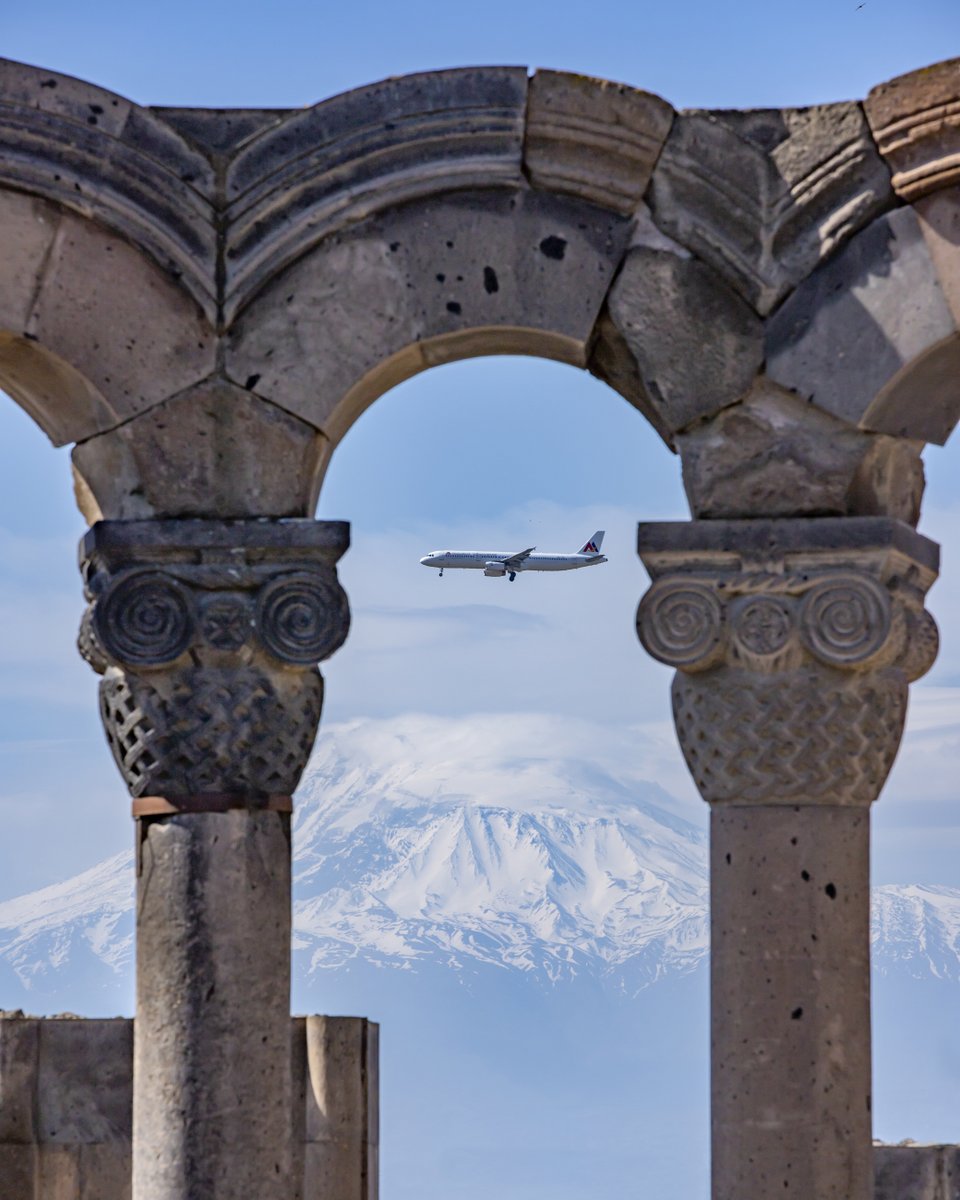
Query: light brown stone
[
  {"left": 0, "top": 190, "right": 60, "bottom": 333},
  {"left": 295, "top": 1017, "right": 379, "bottom": 1200},
  {"left": 134, "top": 812, "right": 293, "bottom": 1200},
  {"left": 590, "top": 244, "right": 762, "bottom": 443},
  {"left": 0, "top": 58, "right": 217, "bottom": 321},
  {"left": 914, "top": 184, "right": 960, "bottom": 325},
  {"left": 71, "top": 378, "right": 328, "bottom": 520},
  {"left": 524, "top": 70, "right": 673, "bottom": 214},
  {"left": 712, "top": 805, "right": 873, "bottom": 1199},
  {"left": 865, "top": 59, "right": 960, "bottom": 201},
  {"left": 0, "top": 332, "right": 118, "bottom": 446},
  {"left": 25, "top": 211, "right": 215, "bottom": 441},
  {"left": 676, "top": 379, "right": 925, "bottom": 522}
]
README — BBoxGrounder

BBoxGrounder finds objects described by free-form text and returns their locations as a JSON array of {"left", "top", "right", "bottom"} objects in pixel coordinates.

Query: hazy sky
[{"left": 1, "top": 1, "right": 959, "bottom": 903}]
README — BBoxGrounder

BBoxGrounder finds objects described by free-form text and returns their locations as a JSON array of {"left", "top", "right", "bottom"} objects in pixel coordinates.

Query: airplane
[{"left": 420, "top": 532, "right": 606, "bottom": 582}]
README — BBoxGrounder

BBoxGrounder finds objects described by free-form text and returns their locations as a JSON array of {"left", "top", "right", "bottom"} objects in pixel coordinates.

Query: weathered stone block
[
  {"left": 224, "top": 67, "right": 528, "bottom": 321},
  {"left": 36, "top": 1146, "right": 82, "bottom": 1200},
  {"left": 0, "top": 58, "right": 217, "bottom": 320},
  {"left": 0, "top": 1144, "right": 35, "bottom": 1196},
  {"left": 648, "top": 102, "right": 893, "bottom": 313},
  {"left": 299, "top": 1017, "right": 379, "bottom": 1200},
  {"left": 77, "top": 1144, "right": 132, "bottom": 1200},
  {"left": 524, "top": 70, "right": 673, "bottom": 214},
  {"left": 590, "top": 244, "right": 762, "bottom": 442},
  {"left": 37, "top": 1019, "right": 131, "bottom": 1144},
  {"left": 767, "top": 206, "right": 960, "bottom": 444},
  {"left": 874, "top": 1143, "right": 960, "bottom": 1199},
  {"left": 0, "top": 333, "right": 118, "bottom": 448},
  {"left": 711, "top": 805, "right": 873, "bottom": 1198},
  {"left": 25, "top": 211, "right": 215, "bottom": 442},
  {"left": 1, "top": 1013, "right": 378, "bottom": 1200},
  {"left": 865, "top": 59, "right": 960, "bottom": 201},
  {"left": 71, "top": 379, "right": 328, "bottom": 521},
  {"left": 0, "top": 1016, "right": 38, "bottom": 1142},
  {"left": 676, "top": 379, "right": 925, "bottom": 522},
  {"left": 227, "top": 189, "right": 632, "bottom": 443},
  {"left": 0, "top": 190, "right": 60, "bottom": 333},
  {"left": 0, "top": 1017, "right": 133, "bottom": 1200},
  {"left": 914, "top": 184, "right": 960, "bottom": 325}
]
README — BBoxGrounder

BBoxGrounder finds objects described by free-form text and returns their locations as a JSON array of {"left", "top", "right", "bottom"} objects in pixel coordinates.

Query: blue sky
[
  {"left": 4, "top": 0, "right": 958, "bottom": 111},
  {"left": 1, "top": 4, "right": 959, "bottom": 901}
]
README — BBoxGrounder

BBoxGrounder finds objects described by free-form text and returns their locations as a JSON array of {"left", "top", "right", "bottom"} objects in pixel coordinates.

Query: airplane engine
[{"left": 483, "top": 561, "right": 506, "bottom": 577}]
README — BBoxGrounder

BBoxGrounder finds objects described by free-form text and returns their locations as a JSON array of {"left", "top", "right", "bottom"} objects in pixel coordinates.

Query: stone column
[
  {"left": 637, "top": 517, "right": 939, "bottom": 1200},
  {"left": 78, "top": 519, "right": 350, "bottom": 1200}
]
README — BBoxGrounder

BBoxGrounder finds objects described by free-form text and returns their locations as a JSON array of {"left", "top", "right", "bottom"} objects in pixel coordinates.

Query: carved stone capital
[
  {"left": 78, "top": 519, "right": 350, "bottom": 802},
  {"left": 637, "top": 518, "right": 939, "bottom": 806}
]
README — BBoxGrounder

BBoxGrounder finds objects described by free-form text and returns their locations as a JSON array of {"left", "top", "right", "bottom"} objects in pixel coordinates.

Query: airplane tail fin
[{"left": 578, "top": 531, "right": 605, "bottom": 555}]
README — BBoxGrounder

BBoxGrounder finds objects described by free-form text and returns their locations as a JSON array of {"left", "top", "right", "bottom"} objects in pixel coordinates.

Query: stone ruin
[{"left": 0, "top": 52, "right": 959, "bottom": 1199}]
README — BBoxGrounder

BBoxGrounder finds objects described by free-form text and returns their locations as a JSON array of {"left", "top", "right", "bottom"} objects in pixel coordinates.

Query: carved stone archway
[{"left": 1, "top": 53, "right": 959, "bottom": 1200}]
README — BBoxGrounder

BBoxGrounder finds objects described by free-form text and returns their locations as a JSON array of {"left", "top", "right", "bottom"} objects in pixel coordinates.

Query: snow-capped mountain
[
  {"left": 2, "top": 713, "right": 960, "bottom": 1010},
  {"left": 0, "top": 714, "right": 709, "bottom": 1005},
  {"left": 871, "top": 883, "right": 960, "bottom": 981},
  {"left": 291, "top": 714, "right": 708, "bottom": 988}
]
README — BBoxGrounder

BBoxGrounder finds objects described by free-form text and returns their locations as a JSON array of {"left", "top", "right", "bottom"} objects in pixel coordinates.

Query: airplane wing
[{"left": 502, "top": 547, "right": 536, "bottom": 570}]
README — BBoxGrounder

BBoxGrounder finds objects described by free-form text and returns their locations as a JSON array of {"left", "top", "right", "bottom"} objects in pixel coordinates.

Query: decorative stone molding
[
  {"left": 78, "top": 519, "right": 350, "bottom": 802},
  {"left": 523, "top": 71, "right": 674, "bottom": 215},
  {"left": 637, "top": 518, "right": 938, "bottom": 806},
  {"left": 222, "top": 67, "right": 529, "bottom": 323},
  {"left": 0, "top": 60, "right": 218, "bottom": 323},
  {"left": 865, "top": 59, "right": 960, "bottom": 201},
  {"left": 647, "top": 103, "right": 894, "bottom": 314}
]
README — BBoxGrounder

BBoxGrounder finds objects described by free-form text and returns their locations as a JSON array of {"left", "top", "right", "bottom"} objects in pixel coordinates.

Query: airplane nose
[{"left": 419, "top": 555, "right": 431, "bottom": 566}]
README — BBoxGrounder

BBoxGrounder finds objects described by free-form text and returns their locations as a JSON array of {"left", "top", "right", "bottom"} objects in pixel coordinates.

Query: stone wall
[
  {"left": 874, "top": 1145, "right": 960, "bottom": 1200},
  {"left": 0, "top": 1013, "right": 378, "bottom": 1200}
]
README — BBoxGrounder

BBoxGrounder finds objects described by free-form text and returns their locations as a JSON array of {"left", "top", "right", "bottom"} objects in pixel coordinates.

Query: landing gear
[
  {"left": 439, "top": 568, "right": 444, "bottom": 577},
  {"left": 508, "top": 571, "right": 516, "bottom": 582}
]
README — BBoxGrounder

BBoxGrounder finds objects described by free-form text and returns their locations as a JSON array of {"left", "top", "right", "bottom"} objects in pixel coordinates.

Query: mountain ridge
[{"left": 2, "top": 714, "right": 960, "bottom": 1010}]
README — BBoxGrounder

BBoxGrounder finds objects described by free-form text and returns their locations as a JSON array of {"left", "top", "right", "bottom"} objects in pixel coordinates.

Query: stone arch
[
  {"left": 0, "top": 52, "right": 958, "bottom": 1200},
  {"left": 2, "top": 55, "right": 960, "bottom": 529},
  {"left": 0, "top": 61, "right": 217, "bottom": 451}
]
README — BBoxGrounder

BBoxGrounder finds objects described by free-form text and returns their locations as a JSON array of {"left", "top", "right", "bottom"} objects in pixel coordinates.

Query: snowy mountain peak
[{"left": 1, "top": 714, "right": 959, "bottom": 1009}]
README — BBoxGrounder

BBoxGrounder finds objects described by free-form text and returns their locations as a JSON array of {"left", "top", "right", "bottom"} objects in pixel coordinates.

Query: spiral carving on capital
[
  {"left": 636, "top": 581, "right": 724, "bottom": 670},
  {"left": 77, "top": 519, "right": 351, "bottom": 801},
  {"left": 256, "top": 572, "right": 350, "bottom": 665},
  {"left": 798, "top": 575, "right": 891, "bottom": 667},
  {"left": 94, "top": 570, "right": 195, "bottom": 667},
  {"left": 85, "top": 565, "right": 349, "bottom": 671},
  {"left": 636, "top": 533, "right": 938, "bottom": 806},
  {"left": 636, "top": 567, "right": 926, "bottom": 679}
]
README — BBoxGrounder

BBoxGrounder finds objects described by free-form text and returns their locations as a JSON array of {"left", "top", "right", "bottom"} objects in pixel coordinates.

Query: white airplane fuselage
[
  {"left": 422, "top": 551, "right": 604, "bottom": 573},
  {"left": 420, "top": 532, "right": 607, "bottom": 579}
]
